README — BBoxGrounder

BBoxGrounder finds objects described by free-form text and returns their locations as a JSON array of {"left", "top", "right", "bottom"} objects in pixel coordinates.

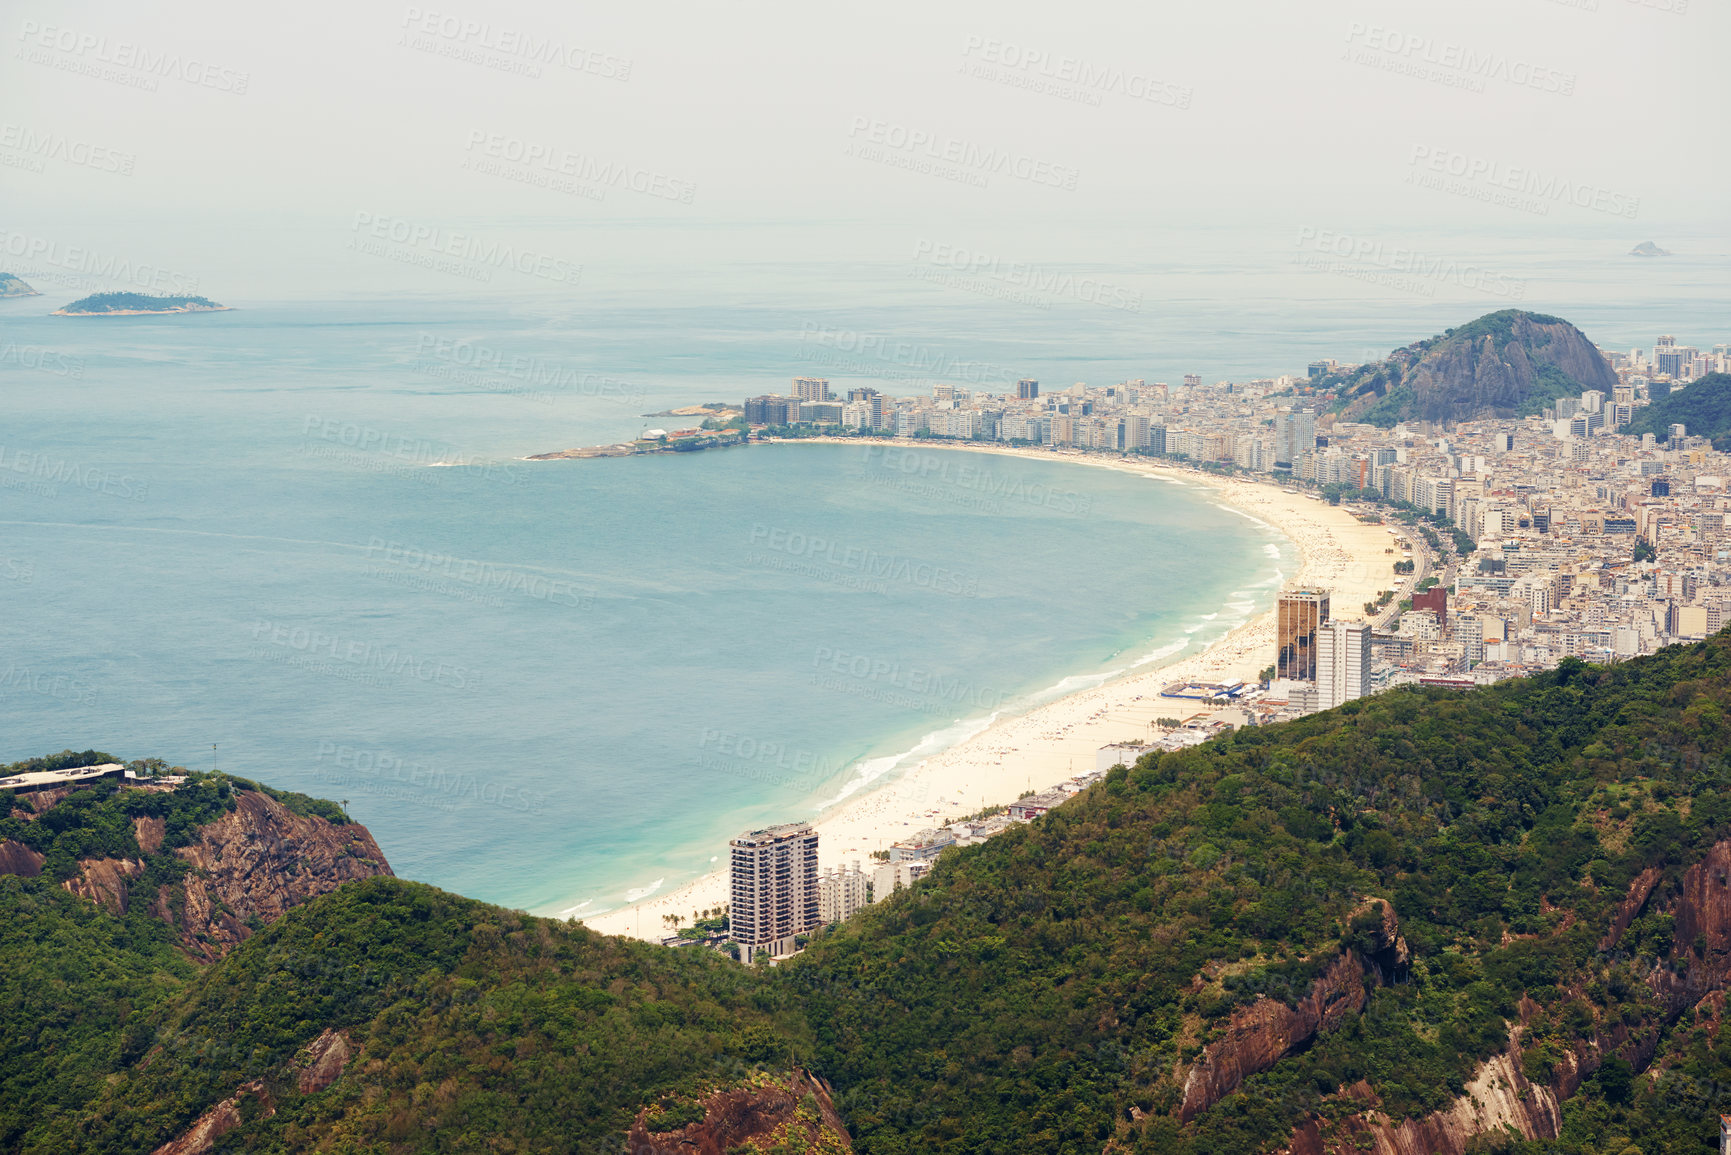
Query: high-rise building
[
  {"left": 1412, "top": 586, "right": 1448, "bottom": 628},
  {"left": 1275, "top": 409, "right": 1316, "bottom": 469},
  {"left": 729, "top": 822, "right": 820, "bottom": 959},
  {"left": 793, "top": 377, "right": 832, "bottom": 402},
  {"left": 744, "top": 395, "right": 791, "bottom": 425},
  {"left": 1183, "top": 374, "right": 1202, "bottom": 388},
  {"left": 1276, "top": 590, "right": 1330, "bottom": 681},
  {"left": 1017, "top": 379, "right": 1039, "bottom": 400},
  {"left": 1315, "top": 620, "right": 1372, "bottom": 709},
  {"left": 817, "top": 862, "right": 870, "bottom": 925}
]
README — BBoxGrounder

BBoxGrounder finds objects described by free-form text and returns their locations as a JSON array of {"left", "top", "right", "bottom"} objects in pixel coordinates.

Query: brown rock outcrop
[
  {"left": 134, "top": 814, "right": 166, "bottom": 855},
  {"left": 149, "top": 1080, "right": 275, "bottom": 1155},
  {"left": 296, "top": 1028, "right": 354, "bottom": 1095},
  {"left": 1599, "top": 865, "right": 1663, "bottom": 951},
  {"left": 1285, "top": 1030, "right": 1560, "bottom": 1155},
  {"left": 627, "top": 1069, "right": 852, "bottom": 1155},
  {"left": 1179, "top": 951, "right": 1368, "bottom": 1123},
  {"left": 63, "top": 856, "right": 146, "bottom": 914},
  {"left": 1178, "top": 901, "right": 1411, "bottom": 1125},
  {"left": 164, "top": 791, "right": 393, "bottom": 961},
  {"left": 6, "top": 785, "right": 393, "bottom": 959},
  {"left": 0, "top": 840, "right": 44, "bottom": 877},
  {"left": 1274, "top": 841, "right": 1731, "bottom": 1155}
]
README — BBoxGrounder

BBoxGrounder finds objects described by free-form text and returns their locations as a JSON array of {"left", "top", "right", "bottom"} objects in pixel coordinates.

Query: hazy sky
[{"left": 3, "top": 0, "right": 1725, "bottom": 296}]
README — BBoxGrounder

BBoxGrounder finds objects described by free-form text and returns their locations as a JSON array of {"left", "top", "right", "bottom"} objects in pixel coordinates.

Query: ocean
[{"left": 2, "top": 225, "right": 1724, "bottom": 914}]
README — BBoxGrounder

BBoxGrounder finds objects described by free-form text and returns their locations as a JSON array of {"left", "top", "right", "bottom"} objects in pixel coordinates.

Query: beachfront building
[
  {"left": 1096, "top": 741, "right": 1149, "bottom": 771},
  {"left": 889, "top": 827, "right": 955, "bottom": 863},
  {"left": 1277, "top": 590, "right": 1331, "bottom": 682},
  {"left": 1316, "top": 619, "right": 1373, "bottom": 710},
  {"left": 817, "top": 862, "right": 869, "bottom": 924},
  {"left": 729, "top": 821, "right": 820, "bottom": 959},
  {"left": 872, "top": 860, "right": 929, "bottom": 898}
]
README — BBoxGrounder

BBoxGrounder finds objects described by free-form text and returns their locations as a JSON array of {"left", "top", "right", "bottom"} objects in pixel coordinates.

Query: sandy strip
[{"left": 576, "top": 442, "right": 1402, "bottom": 941}]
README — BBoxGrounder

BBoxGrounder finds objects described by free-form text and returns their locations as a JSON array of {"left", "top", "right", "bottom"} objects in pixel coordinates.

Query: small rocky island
[
  {"left": 1629, "top": 241, "right": 1671, "bottom": 257},
  {"left": 0, "top": 273, "right": 40, "bottom": 298},
  {"left": 54, "top": 291, "right": 230, "bottom": 316}
]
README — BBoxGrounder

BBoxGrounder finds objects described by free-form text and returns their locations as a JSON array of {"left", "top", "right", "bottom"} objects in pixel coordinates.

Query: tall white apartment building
[
  {"left": 817, "top": 862, "right": 870, "bottom": 925},
  {"left": 1315, "top": 620, "right": 1372, "bottom": 709},
  {"left": 729, "top": 822, "right": 820, "bottom": 959}
]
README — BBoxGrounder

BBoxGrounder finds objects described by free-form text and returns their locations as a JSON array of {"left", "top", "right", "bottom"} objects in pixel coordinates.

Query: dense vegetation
[
  {"left": 1626, "top": 372, "right": 1731, "bottom": 448},
  {"left": 9, "top": 636, "right": 1731, "bottom": 1151}
]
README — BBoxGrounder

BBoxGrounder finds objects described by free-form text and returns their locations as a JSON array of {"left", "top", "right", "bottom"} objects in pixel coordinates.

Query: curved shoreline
[{"left": 574, "top": 440, "right": 1399, "bottom": 940}]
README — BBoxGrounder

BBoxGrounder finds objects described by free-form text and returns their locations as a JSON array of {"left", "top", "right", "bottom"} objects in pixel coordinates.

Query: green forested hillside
[
  {"left": 8, "top": 637, "right": 1731, "bottom": 1152},
  {"left": 1626, "top": 372, "right": 1731, "bottom": 447}
]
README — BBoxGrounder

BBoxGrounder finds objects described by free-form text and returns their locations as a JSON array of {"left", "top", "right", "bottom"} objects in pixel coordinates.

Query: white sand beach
[{"left": 577, "top": 443, "right": 1402, "bottom": 941}]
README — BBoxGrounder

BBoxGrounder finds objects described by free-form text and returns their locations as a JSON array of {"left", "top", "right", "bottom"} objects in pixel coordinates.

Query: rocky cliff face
[
  {"left": 1347, "top": 310, "right": 1617, "bottom": 427},
  {"left": 163, "top": 790, "right": 393, "bottom": 961},
  {"left": 1261, "top": 840, "right": 1731, "bottom": 1155},
  {"left": 1178, "top": 900, "right": 1407, "bottom": 1123},
  {"left": 627, "top": 1070, "right": 853, "bottom": 1155},
  {"left": 0, "top": 786, "right": 392, "bottom": 960},
  {"left": 1180, "top": 952, "right": 1368, "bottom": 1122}
]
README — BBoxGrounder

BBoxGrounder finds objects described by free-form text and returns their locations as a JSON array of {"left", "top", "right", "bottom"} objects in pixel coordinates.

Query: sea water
[{"left": 2, "top": 225, "right": 1724, "bottom": 913}]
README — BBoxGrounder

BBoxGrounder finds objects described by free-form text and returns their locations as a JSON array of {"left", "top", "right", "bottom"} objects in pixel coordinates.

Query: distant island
[
  {"left": 1630, "top": 241, "right": 1671, "bottom": 257},
  {"left": 53, "top": 291, "right": 230, "bottom": 316},
  {"left": 0, "top": 273, "right": 40, "bottom": 299}
]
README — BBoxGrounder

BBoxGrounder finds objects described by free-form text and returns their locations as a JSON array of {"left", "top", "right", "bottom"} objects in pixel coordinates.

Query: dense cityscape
[
  {"left": 743, "top": 329, "right": 1731, "bottom": 693},
  {"left": 701, "top": 327, "right": 1731, "bottom": 966}
]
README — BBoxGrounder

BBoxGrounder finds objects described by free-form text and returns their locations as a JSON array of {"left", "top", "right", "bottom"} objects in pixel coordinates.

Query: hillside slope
[
  {"left": 1625, "top": 372, "right": 1731, "bottom": 448},
  {"left": 10, "top": 635, "right": 1731, "bottom": 1152},
  {"left": 1329, "top": 310, "right": 1617, "bottom": 427}
]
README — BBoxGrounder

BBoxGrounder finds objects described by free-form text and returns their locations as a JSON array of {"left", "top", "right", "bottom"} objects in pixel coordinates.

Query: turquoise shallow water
[{"left": 0, "top": 298, "right": 1288, "bottom": 914}]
